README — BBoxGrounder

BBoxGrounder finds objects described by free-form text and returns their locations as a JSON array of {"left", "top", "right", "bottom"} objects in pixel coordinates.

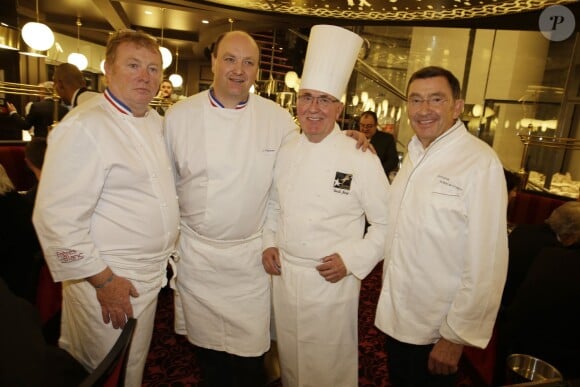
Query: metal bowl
[{"left": 506, "top": 353, "right": 563, "bottom": 384}]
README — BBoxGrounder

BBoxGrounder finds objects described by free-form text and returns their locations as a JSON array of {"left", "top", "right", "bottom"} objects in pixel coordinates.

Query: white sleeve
[{"left": 33, "top": 119, "right": 108, "bottom": 282}]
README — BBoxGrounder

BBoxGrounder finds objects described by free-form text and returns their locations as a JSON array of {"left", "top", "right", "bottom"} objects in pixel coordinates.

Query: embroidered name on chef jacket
[
  {"left": 333, "top": 172, "right": 353, "bottom": 195},
  {"left": 52, "top": 247, "right": 85, "bottom": 263}
]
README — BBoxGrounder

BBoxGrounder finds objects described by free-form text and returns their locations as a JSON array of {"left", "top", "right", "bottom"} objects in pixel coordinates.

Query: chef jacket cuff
[
  {"left": 439, "top": 319, "right": 472, "bottom": 347},
  {"left": 261, "top": 230, "right": 277, "bottom": 252}
]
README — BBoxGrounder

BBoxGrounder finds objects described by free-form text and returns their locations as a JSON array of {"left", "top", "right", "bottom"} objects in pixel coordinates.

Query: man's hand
[
  {"left": 428, "top": 337, "right": 464, "bottom": 375},
  {"left": 316, "top": 253, "right": 347, "bottom": 283},
  {"left": 6, "top": 102, "right": 17, "bottom": 114},
  {"left": 89, "top": 269, "right": 139, "bottom": 329},
  {"left": 343, "top": 130, "right": 376, "bottom": 153},
  {"left": 262, "top": 247, "right": 281, "bottom": 275}
]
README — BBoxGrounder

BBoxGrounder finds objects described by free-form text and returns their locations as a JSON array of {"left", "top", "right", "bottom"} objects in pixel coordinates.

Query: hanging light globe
[
  {"left": 22, "top": 21, "right": 55, "bottom": 51},
  {"left": 169, "top": 73, "right": 183, "bottom": 88},
  {"left": 284, "top": 71, "right": 298, "bottom": 89},
  {"left": 160, "top": 46, "right": 172, "bottom": 69},
  {"left": 68, "top": 52, "right": 88, "bottom": 71}
]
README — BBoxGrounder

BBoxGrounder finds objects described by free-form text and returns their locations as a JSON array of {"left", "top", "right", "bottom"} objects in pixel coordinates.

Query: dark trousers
[
  {"left": 195, "top": 346, "right": 266, "bottom": 387},
  {"left": 386, "top": 336, "right": 458, "bottom": 387}
]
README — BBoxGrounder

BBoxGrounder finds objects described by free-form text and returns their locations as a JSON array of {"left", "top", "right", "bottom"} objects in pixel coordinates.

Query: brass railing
[
  {"left": 518, "top": 134, "right": 580, "bottom": 171},
  {"left": 0, "top": 81, "right": 61, "bottom": 128}
]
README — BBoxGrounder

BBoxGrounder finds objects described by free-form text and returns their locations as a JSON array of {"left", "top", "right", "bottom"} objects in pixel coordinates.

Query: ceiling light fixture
[
  {"left": 159, "top": 8, "right": 172, "bottom": 69},
  {"left": 21, "top": 0, "right": 55, "bottom": 51},
  {"left": 169, "top": 47, "right": 183, "bottom": 88},
  {"left": 67, "top": 17, "right": 88, "bottom": 71}
]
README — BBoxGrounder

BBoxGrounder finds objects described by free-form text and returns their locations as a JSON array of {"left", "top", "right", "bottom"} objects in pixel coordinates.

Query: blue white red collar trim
[
  {"left": 208, "top": 87, "right": 248, "bottom": 109},
  {"left": 104, "top": 88, "right": 132, "bottom": 115}
]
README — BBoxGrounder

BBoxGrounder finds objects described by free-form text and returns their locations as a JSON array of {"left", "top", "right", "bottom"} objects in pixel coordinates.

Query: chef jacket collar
[
  {"left": 104, "top": 88, "right": 132, "bottom": 116},
  {"left": 208, "top": 87, "right": 249, "bottom": 110}
]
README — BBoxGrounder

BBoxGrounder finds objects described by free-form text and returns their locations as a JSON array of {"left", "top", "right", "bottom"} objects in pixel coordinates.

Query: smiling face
[
  {"left": 407, "top": 75, "right": 464, "bottom": 148},
  {"left": 296, "top": 89, "right": 344, "bottom": 143},
  {"left": 211, "top": 31, "right": 259, "bottom": 108},
  {"left": 104, "top": 41, "right": 162, "bottom": 117}
]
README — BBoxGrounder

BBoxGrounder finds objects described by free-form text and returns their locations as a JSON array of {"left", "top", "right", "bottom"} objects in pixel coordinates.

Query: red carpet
[{"left": 143, "top": 262, "right": 479, "bottom": 386}]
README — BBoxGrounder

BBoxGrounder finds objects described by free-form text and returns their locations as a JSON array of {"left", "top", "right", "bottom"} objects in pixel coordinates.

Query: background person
[
  {"left": 374, "top": 66, "right": 508, "bottom": 387},
  {"left": 496, "top": 201, "right": 580, "bottom": 383},
  {"left": 262, "top": 25, "right": 389, "bottom": 387},
  {"left": 359, "top": 110, "right": 399, "bottom": 178},
  {"left": 52, "top": 63, "right": 99, "bottom": 109},
  {"left": 6, "top": 81, "right": 68, "bottom": 137},
  {"left": 0, "top": 163, "right": 42, "bottom": 303},
  {"left": 33, "top": 30, "right": 179, "bottom": 387}
]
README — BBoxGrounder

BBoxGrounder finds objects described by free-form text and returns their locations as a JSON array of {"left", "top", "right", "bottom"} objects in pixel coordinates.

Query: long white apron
[
  {"left": 176, "top": 224, "right": 271, "bottom": 356},
  {"left": 273, "top": 253, "right": 360, "bottom": 387},
  {"left": 60, "top": 269, "right": 162, "bottom": 387}
]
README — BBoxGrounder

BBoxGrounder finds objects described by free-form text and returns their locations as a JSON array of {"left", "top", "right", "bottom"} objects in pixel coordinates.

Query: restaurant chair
[{"left": 79, "top": 318, "right": 137, "bottom": 387}]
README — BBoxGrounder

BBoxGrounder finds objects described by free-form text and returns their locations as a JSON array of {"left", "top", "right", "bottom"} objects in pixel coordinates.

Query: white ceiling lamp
[
  {"left": 67, "top": 18, "right": 88, "bottom": 71},
  {"left": 21, "top": 0, "right": 55, "bottom": 52},
  {"left": 159, "top": 8, "right": 172, "bottom": 69},
  {"left": 168, "top": 47, "right": 183, "bottom": 88},
  {"left": 100, "top": 59, "right": 106, "bottom": 74},
  {"left": 284, "top": 71, "right": 298, "bottom": 89}
]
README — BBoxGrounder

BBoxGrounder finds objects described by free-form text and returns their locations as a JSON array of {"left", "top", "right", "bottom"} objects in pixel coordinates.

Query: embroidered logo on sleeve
[
  {"left": 53, "top": 248, "right": 86, "bottom": 263},
  {"left": 333, "top": 172, "right": 353, "bottom": 194}
]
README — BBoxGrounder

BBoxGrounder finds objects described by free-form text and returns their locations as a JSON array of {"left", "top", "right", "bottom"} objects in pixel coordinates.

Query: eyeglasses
[
  {"left": 359, "top": 124, "right": 376, "bottom": 130},
  {"left": 297, "top": 94, "right": 339, "bottom": 108},
  {"left": 408, "top": 96, "right": 448, "bottom": 108}
]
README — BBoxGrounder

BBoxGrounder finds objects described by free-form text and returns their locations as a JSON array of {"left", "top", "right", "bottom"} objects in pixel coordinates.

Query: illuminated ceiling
[
  {"left": 199, "top": 0, "right": 578, "bottom": 21},
  {"left": 12, "top": 0, "right": 579, "bottom": 61}
]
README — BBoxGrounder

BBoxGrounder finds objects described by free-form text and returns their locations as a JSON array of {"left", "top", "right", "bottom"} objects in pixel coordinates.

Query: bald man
[{"left": 52, "top": 63, "right": 99, "bottom": 108}]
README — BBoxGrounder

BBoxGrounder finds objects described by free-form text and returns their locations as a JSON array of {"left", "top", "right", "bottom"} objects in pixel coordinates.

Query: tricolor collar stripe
[
  {"left": 104, "top": 88, "right": 132, "bottom": 115},
  {"left": 208, "top": 87, "right": 248, "bottom": 109}
]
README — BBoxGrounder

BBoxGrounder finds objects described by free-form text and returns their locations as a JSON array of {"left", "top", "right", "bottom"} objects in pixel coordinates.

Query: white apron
[
  {"left": 176, "top": 223, "right": 271, "bottom": 356},
  {"left": 60, "top": 263, "right": 165, "bottom": 387},
  {"left": 273, "top": 253, "right": 360, "bottom": 387}
]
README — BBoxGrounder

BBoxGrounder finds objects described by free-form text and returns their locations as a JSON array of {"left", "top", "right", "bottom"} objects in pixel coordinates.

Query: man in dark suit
[
  {"left": 6, "top": 85, "right": 68, "bottom": 137},
  {"left": 359, "top": 110, "right": 399, "bottom": 178}
]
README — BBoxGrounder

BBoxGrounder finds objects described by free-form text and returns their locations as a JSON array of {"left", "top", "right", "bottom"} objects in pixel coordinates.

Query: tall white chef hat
[{"left": 300, "top": 25, "right": 363, "bottom": 101}]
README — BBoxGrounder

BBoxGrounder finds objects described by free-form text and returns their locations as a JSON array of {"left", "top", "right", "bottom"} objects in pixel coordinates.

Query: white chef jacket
[
  {"left": 263, "top": 126, "right": 389, "bottom": 386},
  {"left": 33, "top": 91, "right": 180, "bottom": 387},
  {"left": 374, "top": 120, "right": 508, "bottom": 349},
  {"left": 163, "top": 90, "right": 297, "bottom": 356}
]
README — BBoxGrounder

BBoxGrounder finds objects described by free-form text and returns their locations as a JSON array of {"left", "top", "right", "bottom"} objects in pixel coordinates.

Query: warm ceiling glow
[
  {"left": 160, "top": 46, "right": 172, "bottom": 69},
  {"left": 169, "top": 73, "right": 183, "bottom": 88},
  {"left": 202, "top": 20, "right": 209, "bottom": 24},
  {"left": 159, "top": 47, "right": 173, "bottom": 69},
  {"left": 68, "top": 52, "right": 88, "bottom": 71},
  {"left": 22, "top": 22, "right": 55, "bottom": 51}
]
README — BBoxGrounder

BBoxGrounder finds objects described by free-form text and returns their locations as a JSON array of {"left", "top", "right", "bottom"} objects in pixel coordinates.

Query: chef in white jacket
[
  {"left": 33, "top": 30, "right": 179, "bottom": 387},
  {"left": 374, "top": 66, "right": 508, "bottom": 387},
  {"left": 262, "top": 25, "right": 389, "bottom": 387}
]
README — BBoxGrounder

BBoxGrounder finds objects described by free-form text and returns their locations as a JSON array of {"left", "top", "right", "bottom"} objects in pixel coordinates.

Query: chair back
[{"left": 79, "top": 318, "right": 137, "bottom": 387}]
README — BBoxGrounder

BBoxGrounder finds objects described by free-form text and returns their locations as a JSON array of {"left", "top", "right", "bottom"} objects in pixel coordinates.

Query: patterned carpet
[{"left": 142, "top": 262, "right": 479, "bottom": 386}]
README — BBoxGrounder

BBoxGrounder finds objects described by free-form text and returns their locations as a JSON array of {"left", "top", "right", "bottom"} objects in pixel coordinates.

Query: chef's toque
[{"left": 300, "top": 25, "right": 363, "bottom": 101}]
